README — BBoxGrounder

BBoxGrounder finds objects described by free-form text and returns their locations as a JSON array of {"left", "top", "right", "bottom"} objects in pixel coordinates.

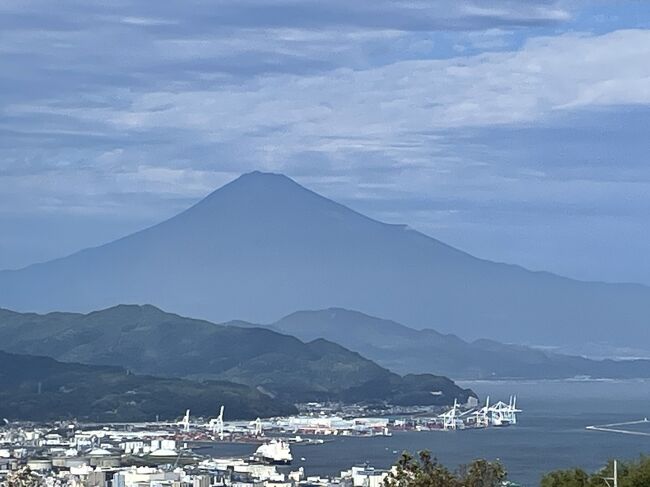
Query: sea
[{"left": 205, "top": 379, "right": 650, "bottom": 486}]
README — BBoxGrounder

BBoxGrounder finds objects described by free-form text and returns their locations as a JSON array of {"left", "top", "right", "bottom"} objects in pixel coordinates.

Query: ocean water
[{"left": 206, "top": 379, "right": 650, "bottom": 486}]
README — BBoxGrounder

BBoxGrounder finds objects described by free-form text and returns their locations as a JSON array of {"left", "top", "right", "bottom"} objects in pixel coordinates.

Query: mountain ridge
[
  {"left": 0, "top": 304, "right": 474, "bottom": 406},
  {"left": 269, "top": 307, "right": 650, "bottom": 379},
  {"left": 1, "top": 171, "right": 649, "bottom": 347}
]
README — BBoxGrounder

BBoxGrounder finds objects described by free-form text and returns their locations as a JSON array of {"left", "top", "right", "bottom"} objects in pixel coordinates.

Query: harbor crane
[
  {"left": 209, "top": 406, "right": 225, "bottom": 440},
  {"left": 472, "top": 396, "right": 490, "bottom": 428},
  {"left": 488, "top": 395, "right": 521, "bottom": 426},
  {"left": 437, "top": 394, "right": 522, "bottom": 429},
  {"left": 251, "top": 417, "right": 263, "bottom": 437},
  {"left": 507, "top": 395, "right": 521, "bottom": 425},
  {"left": 439, "top": 399, "right": 461, "bottom": 430},
  {"left": 179, "top": 409, "right": 191, "bottom": 432}
]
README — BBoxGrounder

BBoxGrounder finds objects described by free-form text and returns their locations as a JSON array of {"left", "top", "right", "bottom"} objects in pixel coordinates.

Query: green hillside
[
  {"left": 0, "top": 350, "right": 296, "bottom": 421},
  {"left": 0, "top": 305, "right": 473, "bottom": 406}
]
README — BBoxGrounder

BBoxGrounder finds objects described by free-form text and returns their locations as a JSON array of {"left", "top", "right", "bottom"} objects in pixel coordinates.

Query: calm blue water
[{"left": 206, "top": 379, "right": 650, "bottom": 486}]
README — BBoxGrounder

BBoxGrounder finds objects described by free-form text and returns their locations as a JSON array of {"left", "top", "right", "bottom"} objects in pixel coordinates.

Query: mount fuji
[{"left": 1, "top": 171, "right": 648, "bottom": 348}]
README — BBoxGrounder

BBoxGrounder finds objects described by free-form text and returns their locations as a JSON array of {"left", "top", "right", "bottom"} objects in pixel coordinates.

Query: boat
[{"left": 251, "top": 440, "right": 292, "bottom": 465}]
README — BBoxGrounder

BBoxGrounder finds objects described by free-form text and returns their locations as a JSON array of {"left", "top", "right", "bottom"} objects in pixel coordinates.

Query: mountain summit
[{"left": 1, "top": 171, "right": 649, "bottom": 347}]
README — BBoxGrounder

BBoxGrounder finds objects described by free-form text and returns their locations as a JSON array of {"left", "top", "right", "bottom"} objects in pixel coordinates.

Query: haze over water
[{"left": 207, "top": 379, "right": 650, "bottom": 486}]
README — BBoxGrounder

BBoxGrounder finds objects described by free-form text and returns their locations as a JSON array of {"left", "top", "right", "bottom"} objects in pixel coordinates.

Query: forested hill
[
  {"left": 0, "top": 350, "right": 296, "bottom": 421},
  {"left": 0, "top": 304, "right": 474, "bottom": 406}
]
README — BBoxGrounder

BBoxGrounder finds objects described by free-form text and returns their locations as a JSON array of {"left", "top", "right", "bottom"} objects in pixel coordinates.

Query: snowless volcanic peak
[{"left": 1, "top": 171, "right": 649, "bottom": 348}]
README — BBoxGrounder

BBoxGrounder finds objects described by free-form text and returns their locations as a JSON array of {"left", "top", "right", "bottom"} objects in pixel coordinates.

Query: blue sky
[{"left": 1, "top": 0, "right": 649, "bottom": 284}]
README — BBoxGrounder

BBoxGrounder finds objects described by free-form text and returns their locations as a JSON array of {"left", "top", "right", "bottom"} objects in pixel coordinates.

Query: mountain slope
[
  {"left": 0, "top": 305, "right": 473, "bottom": 405},
  {"left": 0, "top": 350, "right": 296, "bottom": 421},
  {"left": 270, "top": 308, "right": 650, "bottom": 379},
  {"left": 1, "top": 171, "right": 649, "bottom": 347}
]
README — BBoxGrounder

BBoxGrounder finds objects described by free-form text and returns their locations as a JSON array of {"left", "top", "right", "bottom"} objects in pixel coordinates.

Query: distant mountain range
[
  {"left": 0, "top": 171, "right": 648, "bottom": 349},
  {"left": 267, "top": 308, "right": 650, "bottom": 379},
  {"left": 0, "top": 350, "right": 296, "bottom": 422},
  {"left": 0, "top": 305, "right": 473, "bottom": 407}
]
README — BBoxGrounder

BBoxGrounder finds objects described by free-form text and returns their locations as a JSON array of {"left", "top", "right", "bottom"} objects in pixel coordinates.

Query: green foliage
[
  {"left": 386, "top": 451, "right": 650, "bottom": 487},
  {"left": 0, "top": 305, "right": 473, "bottom": 405},
  {"left": 3, "top": 466, "right": 43, "bottom": 487},
  {"left": 0, "top": 350, "right": 297, "bottom": 421},
  {"left": 541, "top": 456, "right": 650, "bottom": 487},
  {"left": 540, "top": 468, "right": 594, "bottom": 487},
  {"left": 619, "top": 457, "right": 650, "bottom": 487},
  {"left": 384, "top": 451, "right": 507, "bottom": 487},
  {"left": 459, "top": 459, "right": 508, "bottom": 487}
]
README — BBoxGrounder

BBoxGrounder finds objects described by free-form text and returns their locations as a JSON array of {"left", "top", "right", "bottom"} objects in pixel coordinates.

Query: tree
[
  {"left": 2, "top": 467, "right": 43, "bottom": 487},
  {"left": 459, "top": 458, "right": 507, "bottom": 487},
  {"left": 615, "top": 457, "right": 649, "bottom": 487},
  {"left": 541, "top": 456, "right": 650, "bottom": 487},
  {"left": 540, "top": 468, "right": 593, "bottom": 487},
  {"left": 384, "top": 451, "right": 507, "bottom": 487}
]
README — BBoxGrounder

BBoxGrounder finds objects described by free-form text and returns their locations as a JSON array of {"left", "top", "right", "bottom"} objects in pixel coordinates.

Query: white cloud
[
  {"left": 13, "top": 29, "right": 646, "bottom": 146},
  {"left": 5, "top": 0, "right": 650, "bottom": 286},
  {"left": 119, "top": 16, "right": 178, "bottom": 26},
  {"left": 4, "top": 28, "right": 650, "bottom": 221}
]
